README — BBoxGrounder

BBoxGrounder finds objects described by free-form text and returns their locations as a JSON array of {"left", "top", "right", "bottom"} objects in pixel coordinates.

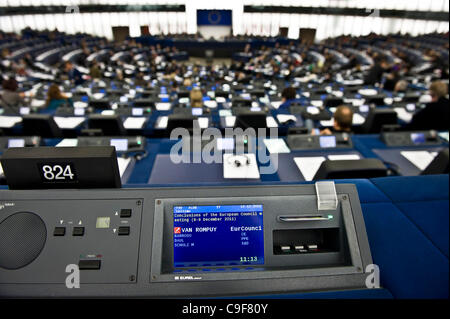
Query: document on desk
[
  {"left": 328, "top": 154, "right": 360, "bottom": 161},
  {"left": 353, "top": 113, "right": 366, "bottom": 125},
  {"left": 401, "top": 151, "right": 435, "bottom": 171},
  {"left": 155, "top": 102, "right": 171, "bottom": 111},
  {"left": 204, "top": 100, "right": 218, "bottom": 109},
  {"left": 156, "top": 116, "right": 168, "bottom": 129},
  {"left": 266, "top": 116, "right": 278, "bottom": 128},
  {"left": 0, "top": 116, "right": 22, "bottom": 128},
  {"left": 117, "top": 157, "right": 132, "bottom": 178},
  {"left": 224, "top": 116, "right": 236, "bottom": 127},
  {"left": 293, "top": 157, "right": 326, "bottom": 181},
  {"left": 394, "top": 108, "right": 413, "bottom": 123},
  {"left": 197, "top": 117, "right": 209, "bottom": 129},
  {"left": 53, "top": 117, "right": 85, "bottom": 129},
  {"left": 263, "top": 139, "right": 291, "bottom": 154},
  {"left": 30, "top": 99, "right": 46, "bottom": 108},
  {"left": 320, "top": 119, "right": 334, "bottom": 127},
  {"left": 219, "top": 109, "right": 232, "bottom": 117},
  {"left": 276, "top": 114, "right": 297, "bottom": 124},
  {"left": 306, "top": 106, "right": 320, "bottom": 115},
  {"left": 56, "top": 139, "right": 78, "bottom": 147},
  {"left": 123, "top": 117, "right": 146, "bottom": 129},
  {"left": 271, "top": 101, "right": 282, "bottom": 109}
]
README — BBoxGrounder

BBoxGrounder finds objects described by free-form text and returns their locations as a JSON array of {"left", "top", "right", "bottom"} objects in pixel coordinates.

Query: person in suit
[
  {"left": 364, "top": 57, "right": 389, "bottom": 85},
  {"left": 407, "top": 81, "right": 449, "bottom": 131},
  {"left": 318, "top": 105, "right": 354, "bottom": 135},
  {"left": 64, "top": 61, "right": 85, "bottom": 86}
]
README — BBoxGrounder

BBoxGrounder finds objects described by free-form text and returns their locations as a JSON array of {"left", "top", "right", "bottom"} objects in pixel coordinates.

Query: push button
[
  {"left": 78, "top": 260, "right": 101, "bottom": 270},
  {"left": 120, "top": 209, "right": 132, "bottom": 218},
  {"left": 118, "top": 226, "right": 130, "bottom": 236},
  {"left": 53, "top": 227, "right": 66, "bottom": 236},
  {"left": 72, "top": 227, "right": 85, "bottom": 236}
]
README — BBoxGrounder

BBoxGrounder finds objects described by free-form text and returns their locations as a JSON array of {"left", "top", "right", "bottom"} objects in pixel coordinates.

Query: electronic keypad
[{"left": 0, "top": 183, "right": 374, "bottom": 297}]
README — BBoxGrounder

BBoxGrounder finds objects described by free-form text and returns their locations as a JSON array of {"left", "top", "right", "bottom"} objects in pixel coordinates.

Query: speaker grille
[{"left": 0, "top": 212, "right": 47, "bottom": 270}]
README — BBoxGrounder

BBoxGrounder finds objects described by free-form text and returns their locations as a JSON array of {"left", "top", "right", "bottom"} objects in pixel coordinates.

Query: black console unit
[
  {"left": 287, "top": 133, "right": 353, "bottom": 150},
  {"left": 381, "top": 131, "right": 442, "bottom": 147},
  {"left": 0, "top": 184, "right": 373, "bottom": 297}
]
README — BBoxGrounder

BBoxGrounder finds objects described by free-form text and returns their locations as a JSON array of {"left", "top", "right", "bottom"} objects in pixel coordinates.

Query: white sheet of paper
[
  {"left": 155, "top": 102, "right": 171, "bottom": 111},
  {"left": 216, "top": 97, "right": 226, "bottom": 103},
  {"left": 293, "top": 157, "right": 326, "bottom": 181},
  {"left": 223, "top": 153, "right": 260, "bottom": 179},
  {"left": 204, "top": 100, "right": 217, "bottom": 109},
  {"left": 123, "top": 117, "right": 146, "bottom": 129},
  {"left": 394, "top": 107, "right": 413, "bottom": 123},
  {"left": 401, "top": 151, "right": 435, "bottom": 171},
  {"left": 266, "top": 116, "right": 278, "bottom": 128},
  {"left": 358, "top": 89, "right": 378, "bottom": 96},
  {"left": 197, "top": 117, "right": 209, "bottom": 129},
  {"left": 156, "top": 116, "right": 168, "bottom": 129},
  {"left": 271, "top": 101, "right": 282, "bottom": 109},
  {"left": 276, "top": 114, "right": 297, "bottom": 124},
  {"left": 353, "top": 113, "right": 366, "bottom": 125},
  {"left": 328, "top": 154, "right": 361, "bottom": 161},
  {"left": 263, "top": 139, "right": 291, "bottom": 154},
  {"left": 307, "top": 106, "right": 320, "bottom": 115},
  {"left": 311, "top": 100, "right": 323, "bottom": 107},
  {"left": 56, "top": 139, "right": 78, "bottom": 147},
  {"left": 224, "top": 116, "right": 236, "bottom": 127},
  {"left": 53, "top": 117, "right": 85, "bottom": 129},
  {"left": 320, "top": 119, "right": 334, "bottom": 127},
  {"left": 117, "top": 157, "right": 131, "bottom": 178},
  {"left": 0, "top": 116, "right": 22, "bottom": 128},
  {"left": 31, "top": 99, "right": 46, "bottom": 108}
]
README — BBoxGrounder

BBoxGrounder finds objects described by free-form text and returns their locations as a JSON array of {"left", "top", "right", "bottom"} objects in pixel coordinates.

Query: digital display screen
[
  {"left": 132, "top": 108, "right": 144, "bottom": 116},
  {"left": 411, "top": 133, "right": 426, "bottom": 145},
  {"left": 8, "top": 139, "right": 25, "bottom": 148},
  {"left": 406, "top": 103, "right": 416, "bottom": 112},
  {"left": 173, "top": 205, "right": 264, "bottom": 268},
  {"left": 19, "top": 107, "right": 30, "bottom": 115},
  {"left": 192, "top": 108, "right": 203, "bottom": 116},
  {"left": 319, "top": 136, "right": 337, "bottom": 148},
  {"left": 96, "top": 217, "right": 110, "bottom": 229},
  {"left": 110, "top": 139, "right": 128, "bottom": 152}
]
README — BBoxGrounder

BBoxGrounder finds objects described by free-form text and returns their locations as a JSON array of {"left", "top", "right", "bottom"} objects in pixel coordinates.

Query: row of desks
[{"left": 27, "top": 133, "right": 446, "bottom": 186}]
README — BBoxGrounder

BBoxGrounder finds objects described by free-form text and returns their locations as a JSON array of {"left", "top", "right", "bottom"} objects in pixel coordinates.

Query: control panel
[
  {"left": 0, "top": 184, "right": 372, "bottom": 297},
  {"left": 77, "top": 136, "right": 146, "bottom": 152},
  {"left": 287, "top": 133, "right": 353, "bottom": 150},
  {"left": 381, "top": 130, "right": 442, "bottom": 147},
  {"left": 0, "top": 136, "right": 41, "bottom": 152}
]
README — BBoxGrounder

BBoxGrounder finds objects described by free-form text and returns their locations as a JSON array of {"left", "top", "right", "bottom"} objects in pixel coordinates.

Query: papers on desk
[
  {"left": 30, "top": 99, "right": 46, "bottom": 108},
  {"left": 401, "top": 151, "right": 436, "bottom": 171},
  {"left": 123, "top": 117, "right": 146, "bottom": 129},
  {"left": 320, "top": 119, "right": 335, "bottom": 127},
  {"left": 352, "top": 113, "right": 366, "bottom": 125},
  {"left": 223, "top": 153, "right": 260, "bottom": 179},
  {"left": 56, "top": 139, "right": 78, "bottom": 147},
  {"left": 358, "top": 89, "right": 378, "bottom": 96},
  {"left": 266, "top": 116, "right": 278, "bottom": 128},
  {"left": 0, "top": 116, "right": 22, "bottom": 128},
  {"left": 276, "top": 114, "right": 297, "bottom": 124},
  {"left": 294, "top": 157, "right": 326, "bottom": 181},
  {"left": 156, "top": 116, "right": 168, "bottom": 129},
  {"left": 271, "top": 101, "right": 282, "bottom": 109},
  {"left": 197, "top": 117, "right": 209, "bottom": 129},
  {"left": 216, "top": 97, "right": 227, "bottom": 104},
  {"left": 306, "top": 106, "right": 320, "bottom": 115},
  {"left": 311, "top": 100, "right": 323, "bottom": 107},
  {"left": 117, "top": 157, "right": 132, "bottom": 178},
  {"left": 155, "top": 102, "right": 171, "bottom": 111},
  {"left": 394, "top": 107, "right": 413, "bottom": 123},
  {"left": 263, "top": 139, "right": 291, "bottom": 154},
  {"left": 294, "top": 154, "right": 361, "bottom": 181},
  {"left": 92, "top": 93, "right": 105, "bottom": 100},
  {"left": 224, "top": 116, "right": 236, "bottom": 127},
  {"left": 53, "top": 117, "right": 85, "bottom": 129},
  {"left": 74, "top": 101, "right": 88, "bottom": 108},
  {"left": 328, "top": 154, "right": 360, "bottom": 161},
  {"left": 204, "top": 100, "right": 218, "bottom": 109}
]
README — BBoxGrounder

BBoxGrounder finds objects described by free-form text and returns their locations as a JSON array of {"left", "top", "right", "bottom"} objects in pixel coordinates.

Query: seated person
[
  {"left": 279, "top": 87, "right": 297, "bottom": 108},
  {"left": 190, "top": 87, "right": 203, "bottom": 108},
  {"left": 0, "top": 78, "right": 26, "bottom": 111},
  {"left": 364, "top": 57, "right": 389, "bottom": 85},
  {"left": 394, "top": 80, "right": 408, "bottom": 93},
  {"left": 45, "top": 84, "right": 73, "bottom": 110},
  {"left": 317, "top": 105, "right": 353, "bottom": 135},
  {"left": 64, "top": 61, "right": 85, "bottom": 86},
  {"left": 407, "top": 81, "right": 449, "bottom": 131}
]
